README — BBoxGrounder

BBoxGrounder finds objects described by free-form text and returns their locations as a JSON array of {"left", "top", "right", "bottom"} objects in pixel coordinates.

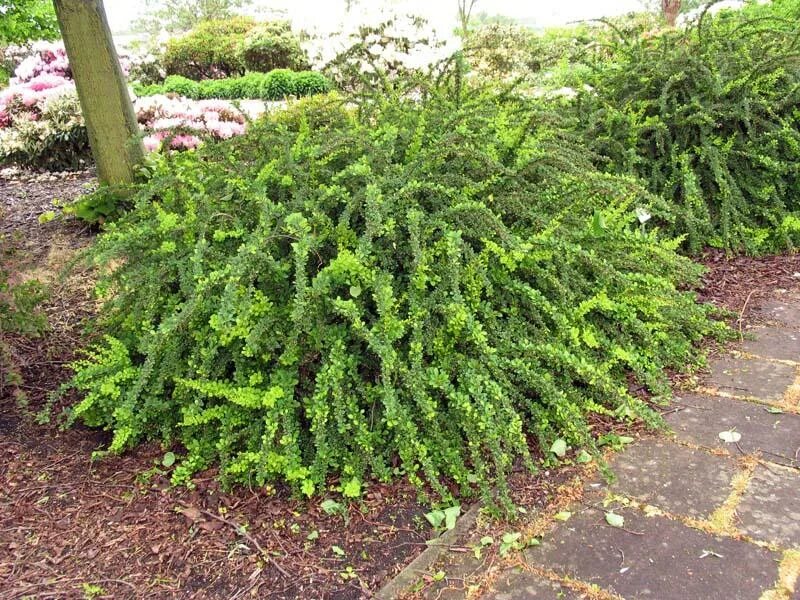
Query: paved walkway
[{"left": 411, "top": 294, "right": 800, "bottom": 599}]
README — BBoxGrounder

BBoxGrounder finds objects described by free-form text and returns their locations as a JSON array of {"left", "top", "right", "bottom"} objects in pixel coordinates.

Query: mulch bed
[{"left": 1, "top": 171, "right": 798, "bottom": 599}]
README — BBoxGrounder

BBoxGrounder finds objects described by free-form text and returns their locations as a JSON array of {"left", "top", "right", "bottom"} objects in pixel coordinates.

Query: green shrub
[
  {"left": 135, "top": 69, "right": 332, "bottom": 101},
  {"left": 163, "top": 17, "right": 255, "bottom": 80},
  {"left": 290, "top": 71, "right": 331, "bottom": 96},
  {"left": 66, "top": 68, "right": 724, "bottom": 508},
  {"left": 573, "top": 5, "right": 800, "bottom": 253},
  {"left": 241, "top": 21, "right": 309, "bottom": 73},
  {"left": 161, "top": 74, "right": 200, "bottom": 97},
  {"left": 272, "top": 91, "right": 351, "bottom": 132}
]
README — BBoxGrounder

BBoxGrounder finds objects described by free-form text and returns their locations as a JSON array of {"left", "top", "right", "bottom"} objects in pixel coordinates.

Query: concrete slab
[
  {"left": 737, "top": 466, "right": 800, "bottom": 548},
  {"left": 752, "top": 300, "right": 800, "bottom": 329},
  {"left": 522, "top": 508, "right": 779, "bottom": 600},
  {"left": 742, "top": 327, "right": 800, "bottom": 362},
  {"left": 666, "top": 393, "right": 800, "bottom": 468},
  {"left": 608, "top": 439, "right": 737, "bottom": 518},
  {"left": 707, "top": 357, "right": 796, "bottom": 402},
  {"left": 487, "top": 569, "right": 583, "bottom": 600}
]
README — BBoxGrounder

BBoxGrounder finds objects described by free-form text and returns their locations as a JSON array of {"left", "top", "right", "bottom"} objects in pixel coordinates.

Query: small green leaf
[
  {"left": 553, "top": 511, "right": 572, "bottom": 522},
  {"left": 321, "top": 499, "right": 345, "bottom": 515},
  {"left": 349, "top": 285, "right": 361, "bottom": 298},
  {"left": 576, "top": 450, "right": 592, "bottom": 464},
  {"left": 550, "top": 438, "right": 568, "bottom": 458},
  {"left": 605, "top": 512, "right": 625, "bottom": 528},
  {"left": 332, "top": 545, "right": 345, "bottom": 557},
  {"left": 342, "top": 477, "right": 361, "bottom": 498},
  {"left": 307, "top": 530, "right": 319, "bottom": 541},
  {"left": 501, "top": 532, "right": 521, "bottom": 544},
  {"left": 432, "top": 570, "right": 446, "bottom": 581},
  {"left": 765, "top": 407, "right": 783, "bottom": 414},
  {"left": 480, "top": 536, "right": 493, "bottom": 546},
  {"left": 425, "top": 510, "right": 445, "bottom": 529},
  {"left": 618, "top": 436, "right": 635, "bottom": 445},
  {"left": 443, "top": 505, "right": 461, "bottom": 531},
  {"left": 162, "top": 452, "right": 176, "bottom": 467}
]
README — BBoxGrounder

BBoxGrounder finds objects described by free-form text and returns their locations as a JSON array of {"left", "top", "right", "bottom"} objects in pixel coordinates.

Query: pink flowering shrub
[
  {"left": 1, "top": 42, "right": 252, "bottom": 169},
  {"left": 136, "top": 95, "right": 247, "bottom": 151}
]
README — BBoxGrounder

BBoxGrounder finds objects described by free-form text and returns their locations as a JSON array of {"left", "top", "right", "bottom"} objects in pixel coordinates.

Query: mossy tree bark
[{"left": 52, "top": 0, "right": 144, "bottom": 186}]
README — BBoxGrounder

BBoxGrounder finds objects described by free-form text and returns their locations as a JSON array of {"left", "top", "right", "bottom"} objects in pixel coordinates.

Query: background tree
[
  {"left": 662, "top": 0, "right": 682, "bottom": 25},
  {"left": 456, "top": 0, "right": 478, "bottom": 37},
  {"left": 133, "top": 0, "right": 253, "bottom": 36},
  {"left": 52, "top": 0, "right": 143, "bottom": 185},
  {"left": 0, "top": 0, "right": 60, "bottom": 44}
]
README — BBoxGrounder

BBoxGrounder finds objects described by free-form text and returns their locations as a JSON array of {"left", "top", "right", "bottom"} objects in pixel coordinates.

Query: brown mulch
[
  {"left": 698, "top": 248, "right": 800, "bottom": 320},
  {"left": 2, "top": 171, "right": 799, "bottom": 599}
]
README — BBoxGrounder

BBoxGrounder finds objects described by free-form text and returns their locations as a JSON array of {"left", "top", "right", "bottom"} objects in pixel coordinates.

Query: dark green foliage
[
  {"left": 240, "top": 21, "right": 309, "bottom": 73},
  {"left": 163, "top": 17, "right": 255, "bottom": 79},
  {"left": 0, "top": 0, "right": 59, "bottom": 45},
  {"left": 135, "top": 70, "right": 331, "bottom": 101},
  {"left": 573, "top": 5, "right": 800, "bottom": 253},
  {"left": 66, "top": 66, "right": 724, "bottom": 508}
]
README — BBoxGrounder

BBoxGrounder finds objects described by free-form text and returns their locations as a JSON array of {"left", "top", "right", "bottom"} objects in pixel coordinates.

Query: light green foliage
[
  {"left": 240, "top": 21, "right": 309, "bottom": 73},
  {"left": 137, "top": 70, "right": 331, "bottom": 101},
  {"left": 65, "top": 60, "right": 724, "bottom": 510},
  {"left": 0, "top": 0, "right": 59, "bottom": 45},
  {"left": 574, "top": 3, "right": 800, "bottom": 253},
  {"left": 163, "top": 17, "right": 255, "bottom": 79}
]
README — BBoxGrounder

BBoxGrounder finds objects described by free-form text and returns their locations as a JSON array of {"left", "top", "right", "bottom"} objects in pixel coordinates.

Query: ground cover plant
[
  {"left": 135, "top": 70, "right": 331, "bottom": 101},
  {"left": 573, "top": 1, "right": 800, "bottom": 253},
  {"left": 64, "top": 60, "right": 725, "bottom": 511}
]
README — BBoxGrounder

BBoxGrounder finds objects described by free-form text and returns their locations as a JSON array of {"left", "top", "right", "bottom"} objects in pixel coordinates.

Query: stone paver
[
  {"left": 522, "top": 508, "right": 779, "bottom": 600},
  {"left": 608, "top": 439, "right": 737, "bottom": 518},
  {"left": 666, "top": 393, "right": 800, "bottom": 467},
  {"left": 707, "top": 356, "right": 796, "bottom": 402},
  {"left": 396, "top": 302, "right": 800, "bottom": 600},
  {"left": 487, "top": 570, "right": 581, "bottom": 599},
  {"left": 742, "top": 326, "right": 800, "bottom": 362},
  {"left": 737, "top": 465, "right": 800, "bottom": 548},
  {"left": 752, "top": 298, "right": 800, "bottom": 329}
]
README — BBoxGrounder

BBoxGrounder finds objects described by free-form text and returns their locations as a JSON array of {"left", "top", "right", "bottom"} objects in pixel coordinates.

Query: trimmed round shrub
[
  {"left": 290, "top": 71, "right": 331, "bottom": 96},
  {"left": 263, "top": 68, "right": 294, "bottom": 99},
  {"left": 163, "top": 17, "right": 255, "bottom": 80},
  {"left": 241, "top": 21, "right": 309, "bottom": 73}
]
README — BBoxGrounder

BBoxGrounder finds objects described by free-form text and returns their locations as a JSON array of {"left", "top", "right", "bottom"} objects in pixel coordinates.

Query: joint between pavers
[
  {"left": 707, "top": 458, "right": 758, "bottom": 536},
  {"left": 759, "top": 549, "right": 800, "bottom": 600},
  {"left": 601, "top": 485, "right": 789, "bottom": 554},
  {"left": 508, "top": 564, "right": 625, "bottom": 600},
  {"left": 733, "top": 350, "right": 800, "bottom": 368},
  {"left": 694, "top": 385, "right": 800, "bottom": 415}
]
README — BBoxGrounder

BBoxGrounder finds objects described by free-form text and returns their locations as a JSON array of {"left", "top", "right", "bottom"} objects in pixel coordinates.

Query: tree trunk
[
  {"left": 662, "top": 0, "right": 682, "bottom": 26},
  {"left": 52, "top": 0, "right": 144, "bottom": 186}
]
